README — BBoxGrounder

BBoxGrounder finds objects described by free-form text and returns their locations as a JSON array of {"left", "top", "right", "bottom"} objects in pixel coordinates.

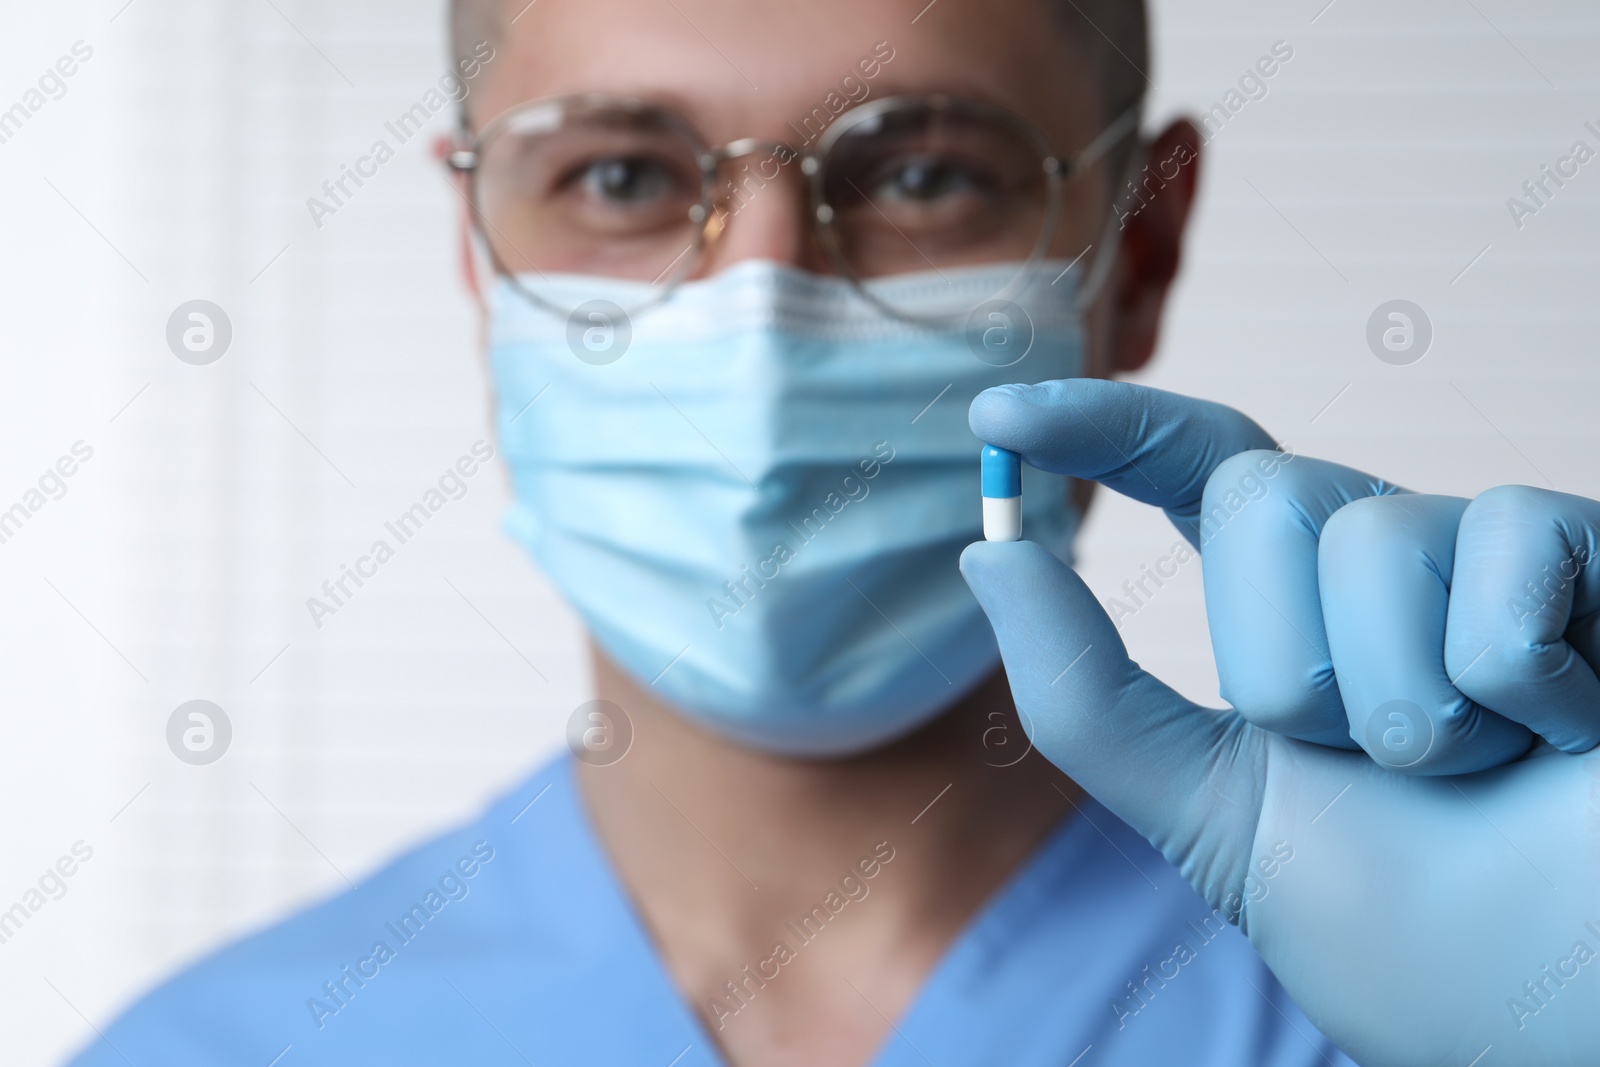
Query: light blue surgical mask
[{"left": 490, "top": 259, "right": 1089, "bottom": 755}]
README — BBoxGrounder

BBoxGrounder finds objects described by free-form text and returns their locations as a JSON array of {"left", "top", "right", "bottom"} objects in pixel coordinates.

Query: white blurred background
[{"left": 0, "top": 0, "right": 1595, "bottom": 1062}]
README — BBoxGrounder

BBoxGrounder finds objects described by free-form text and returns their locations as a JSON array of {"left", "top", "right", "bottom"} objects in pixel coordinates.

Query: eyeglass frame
[{"left": 445, "top": 92, "right": 1141, "bottom": 324}]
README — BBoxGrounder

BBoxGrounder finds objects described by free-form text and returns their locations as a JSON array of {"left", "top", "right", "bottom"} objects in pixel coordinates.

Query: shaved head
[{"left": 449, "top": 0, "right": 1149, "bottom": 130}]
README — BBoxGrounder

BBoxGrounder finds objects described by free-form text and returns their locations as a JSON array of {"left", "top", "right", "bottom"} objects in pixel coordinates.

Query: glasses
[{"left": 447, "top": 93, "right": 1139, "bottom": 323}]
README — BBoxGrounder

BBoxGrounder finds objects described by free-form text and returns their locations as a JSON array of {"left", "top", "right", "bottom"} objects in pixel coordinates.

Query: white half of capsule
[{"left": 983, "top": 496, "right": 1022, "bottom": 542}]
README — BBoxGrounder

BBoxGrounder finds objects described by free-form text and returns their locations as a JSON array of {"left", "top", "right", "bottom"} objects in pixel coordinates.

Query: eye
[
  {"left": 575, "top": 155, "right": 681, "bottom": 205},
  {"left": 872, "top": 156, "right": 984, "bottom": 202}
]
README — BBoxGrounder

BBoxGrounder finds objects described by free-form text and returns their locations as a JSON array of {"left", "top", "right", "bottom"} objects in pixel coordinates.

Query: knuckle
[
  {"left": 1318, "top": 494, "right": 1438, "bottom": 588},
  {"left": 1197, "top": 449, "right": 1299, "bottom": 548},
  {"left": 1465, "top": 483, "right": 1552, "bottom": 522},
  {"left": 1223, "top": 670, "right": 1342, "bottom": 737},
  {"left": 1318, "top": 494, "right": 1396, "bottom": 554},
  {"left": 1320, "top": 490, "right": 1444, "bottom": 547},
  {"left": 1327, "top": 491, "right": 1395, "bottom": 527},
  {"left": 1448, "top": 635, "right": 1558, "bottom": 704},
  {"left": 1202, "top": 449, "right": 1283, "bottom": 503}
]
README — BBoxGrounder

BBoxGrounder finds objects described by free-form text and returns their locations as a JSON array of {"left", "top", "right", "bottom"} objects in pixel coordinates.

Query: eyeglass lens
[{"left": 472, "top": 98, "right": 1065, "bottom": 315}]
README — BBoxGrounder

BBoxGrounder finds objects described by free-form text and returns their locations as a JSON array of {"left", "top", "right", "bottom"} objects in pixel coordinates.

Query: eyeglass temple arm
[{"left": 1064, "top": 104, "right": 1142, "bottom": 178}]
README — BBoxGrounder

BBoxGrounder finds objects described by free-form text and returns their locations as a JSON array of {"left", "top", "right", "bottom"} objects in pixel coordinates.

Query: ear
[{"left": 1106, "top": 119, "right": 1203, "bottom": 375}]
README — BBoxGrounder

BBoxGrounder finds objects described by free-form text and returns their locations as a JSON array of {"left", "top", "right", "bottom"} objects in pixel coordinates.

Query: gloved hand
[{"left": 961, "top": 379, "right": 1600, "bottom": 1067}]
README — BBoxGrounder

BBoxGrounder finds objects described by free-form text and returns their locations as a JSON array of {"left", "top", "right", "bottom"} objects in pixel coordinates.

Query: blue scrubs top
[{"left": 71, "top": 757, "right": 1353, "bottom": 1066}]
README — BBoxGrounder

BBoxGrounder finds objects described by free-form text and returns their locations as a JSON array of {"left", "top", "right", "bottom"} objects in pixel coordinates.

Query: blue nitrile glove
[{"left": 961, "top": 379, "right": 1600, "bottom": 1067}]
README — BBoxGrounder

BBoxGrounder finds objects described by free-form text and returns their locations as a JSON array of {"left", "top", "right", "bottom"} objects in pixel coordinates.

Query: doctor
[{"left": 74, "top": 0, "right": 1600, "bottom": 1065}]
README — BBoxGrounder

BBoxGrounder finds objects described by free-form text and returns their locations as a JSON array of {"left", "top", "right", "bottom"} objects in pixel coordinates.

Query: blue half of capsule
[{"left": 981, "top": 445, "right": 1021, "bottom": 498}]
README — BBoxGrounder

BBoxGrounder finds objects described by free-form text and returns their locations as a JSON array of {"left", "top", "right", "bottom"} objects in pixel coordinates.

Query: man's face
[{"left": 471, "top": 0, "right": 1115, "bottom": 299}]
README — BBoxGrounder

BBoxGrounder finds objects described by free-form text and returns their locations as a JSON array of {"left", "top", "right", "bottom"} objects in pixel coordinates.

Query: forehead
[{"left": 473, "top": 0, "right": 1102, "bottom": 149}]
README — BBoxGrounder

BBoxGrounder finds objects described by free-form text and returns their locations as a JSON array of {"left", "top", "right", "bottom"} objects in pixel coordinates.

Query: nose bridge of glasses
[
  {"left": 692, "top": 137, "right": 833, "bottom": 275},
  {"left": 706, "top": 137, "right": 800, "bottom": 166},
  {"left": 702, "top": 138, "right": 811, "bottom": 204}
]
